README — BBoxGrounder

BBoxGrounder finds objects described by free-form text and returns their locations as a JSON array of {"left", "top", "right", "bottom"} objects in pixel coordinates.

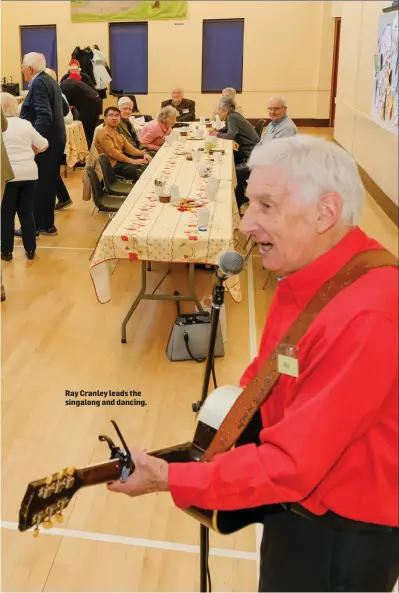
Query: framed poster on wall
[
  {"left": 371, "top": 9, "right": 398, "bottom": 135},
  {"left": 71, "top": 1, "right": 188, "bottom": 23}
]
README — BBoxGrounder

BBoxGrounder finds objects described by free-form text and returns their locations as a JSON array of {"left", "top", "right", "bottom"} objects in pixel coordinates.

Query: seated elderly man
[
  {"left": 212, "top": 87, "right": 243, "bottom": 119},
  {"left": 94, "top": 106, "right": 151, "bottom": 181},
  {"left": 260, "top": 96, "right": 298, "bottom": 142},
  {"left": 210, "top": 96, "right": 258, "bottom": 165},
  {"left": 236, "top": 96, "right": 298, "bottom": 212},
  {"left": 139, "top": 106, "right": 178, "bottom": 151},
  {"left": 161, "top": 87, "right": 195, "bottom": 122}
]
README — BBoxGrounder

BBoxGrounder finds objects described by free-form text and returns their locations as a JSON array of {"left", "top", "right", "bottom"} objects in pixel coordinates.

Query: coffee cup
[
  {"left": 197, "top": 208, "right": 211, "bottom": 230},
  {"left": 199, "top": 164, "right": 211, "bottom": 177},
  {"left": 192, "top": 149, "right": 201, "bottom": 163}
]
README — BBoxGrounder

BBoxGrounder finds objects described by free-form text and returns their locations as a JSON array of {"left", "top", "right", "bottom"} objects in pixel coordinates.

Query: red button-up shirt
[{"left": 168, "top": 227, "right": 398, "bottom": 527}]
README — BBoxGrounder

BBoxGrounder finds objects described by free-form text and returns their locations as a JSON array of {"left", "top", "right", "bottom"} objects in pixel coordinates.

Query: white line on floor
[
  {"left": 1, "top": 521, "right": 257, "bottom": 561},
  {"left": 14, "top": 244, "right": 92, "bottom": 251},
  {"left": 246, "top": 254, "right": 263, "bottom": 582}
]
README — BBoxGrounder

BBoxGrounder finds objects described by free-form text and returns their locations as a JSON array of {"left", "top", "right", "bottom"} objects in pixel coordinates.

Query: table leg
[
  {"left": 121, "top": 262, "right": 204, "bottom": 343},
  {"left": 121, "top": 261, "right": 147, "bottom": 343}
]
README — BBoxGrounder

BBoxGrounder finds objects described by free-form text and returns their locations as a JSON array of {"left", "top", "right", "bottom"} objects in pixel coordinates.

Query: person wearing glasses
[
  {"left": 94, "top": 106, "right": 151, "bottom": 182},
  {"left": 260, "top": 96, "right": 298, "bottom": 143},
  {"left": 235, "top": 96, "right": 297, "bottom": 212}
]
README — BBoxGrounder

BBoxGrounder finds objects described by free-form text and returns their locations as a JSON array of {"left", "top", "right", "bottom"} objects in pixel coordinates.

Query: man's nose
[{"left": 239, "top": 206, "right": 257, "bottom": 236}]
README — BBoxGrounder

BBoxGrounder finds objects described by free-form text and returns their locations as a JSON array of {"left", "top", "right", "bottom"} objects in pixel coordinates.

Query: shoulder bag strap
[{"left": 201, "top": 249, "right": 398, "bottom": 462}]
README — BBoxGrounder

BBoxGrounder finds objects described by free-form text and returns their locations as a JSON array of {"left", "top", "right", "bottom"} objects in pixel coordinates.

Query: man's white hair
[
  {"left": 268, "top": 95, "right": 287, "bottom": 107},
  {"left": 222, "top": 87, "right": 236, "bottom": 98},
  {"left": 118, "top": 96, "right": 133, "bottom": 107},
  {"left": 248, "top": 135, "right": 365, "bottom": 225},
  {"left": 0, "top": 92, "right": 18, "bottom": 117},
  {"left": 22, "top": 52, "right": 46, "bottom": 72}
]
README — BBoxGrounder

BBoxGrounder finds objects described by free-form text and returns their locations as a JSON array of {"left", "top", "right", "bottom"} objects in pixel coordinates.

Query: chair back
[
  {"left": 86, "top": 166, "right": 105, "bottom": 209},
  {"left": 98, "top": 154, "right": 119, "bottom": 193},
  {"left": 254, "top": 119, "right": 266, "bottom": 139}
]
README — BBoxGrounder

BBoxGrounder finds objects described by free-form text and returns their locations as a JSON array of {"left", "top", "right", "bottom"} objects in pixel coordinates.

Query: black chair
[
  {"left": 87, "top": 166, "right": 125, "bottom": 213},
  {"left": 255, "top": 119, "right": 266, "bottom": 139},
  {"left": 87, "top": 166, "right": 126, "bottom": 261},
  {"left": 98, "top": 154, "right": 132, "bottom": 197}
]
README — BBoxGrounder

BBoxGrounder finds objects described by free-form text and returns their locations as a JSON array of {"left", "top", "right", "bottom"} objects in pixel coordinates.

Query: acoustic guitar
[
  {"left": 18, "top": 385, "right": 265, "bottom": 537},
  {"left": 18, "top": 249, "right": 398, "bottom": 537}
]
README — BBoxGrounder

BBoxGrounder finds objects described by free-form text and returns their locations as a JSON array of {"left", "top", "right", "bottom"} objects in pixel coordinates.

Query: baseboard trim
[
  {"left": 333, "top": 139, "right": 399, "bottom": 227},
  {"left": 248, "top": 118, "right": 330, "bottom": 127}
]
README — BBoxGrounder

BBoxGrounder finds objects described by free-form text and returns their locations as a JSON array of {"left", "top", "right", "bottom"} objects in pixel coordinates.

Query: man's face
[
  {"left": 22, "top": 63, "right": 34, "bottom": 82},
  {"left": 171, "top": 89, "right": 183, "bottom": 103},
  {"left": 104, "top": 110, "right": 121, "bottom": 128},
  {"left": 267, "top": 99, "right": 287, "bottom": 122},
  {"left": 119, "top": 103, "right": 133, "bottom": 119},
  {"left": 240, "top": 165, "right": 320, "bottom": 276}
]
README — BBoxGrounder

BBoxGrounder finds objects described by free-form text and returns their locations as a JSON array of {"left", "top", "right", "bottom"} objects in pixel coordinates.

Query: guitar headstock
[
  {"left": 18, "top": 465, "right": 80, "bottom": 535},
  {"left": 19, "top": 420, "right": 135, "bottom": 536}
]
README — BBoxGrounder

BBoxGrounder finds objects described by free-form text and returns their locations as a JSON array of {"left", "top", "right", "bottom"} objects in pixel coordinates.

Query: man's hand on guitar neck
[{"left": 107, "top": 448, "right": 169, "bottom": 496}]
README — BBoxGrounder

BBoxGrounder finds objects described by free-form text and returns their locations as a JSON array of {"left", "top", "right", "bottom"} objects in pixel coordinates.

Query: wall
[
  {"left": 334, "top": 0, "right": 398, "bottom": 205},
  {"left": 1, "top": 0, "right": 334, "bottom": 119}
]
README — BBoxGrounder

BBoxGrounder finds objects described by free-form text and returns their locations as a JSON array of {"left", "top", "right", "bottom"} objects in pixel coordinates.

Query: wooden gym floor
[{"left": 1, "top": 128, "right": 398, "bottom": 592}]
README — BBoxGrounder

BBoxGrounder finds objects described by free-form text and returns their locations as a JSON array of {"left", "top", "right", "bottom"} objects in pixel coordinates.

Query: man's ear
[{"left": 316, "top": 192, "right": 343, "bottom": 233}]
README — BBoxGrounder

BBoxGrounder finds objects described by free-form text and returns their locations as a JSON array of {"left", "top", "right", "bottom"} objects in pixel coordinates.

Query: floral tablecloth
[
  {"left": 89, "top": 134, "right": 241, "bottom": 304},
  {"left": 65, "top": 121, "right": 89, "bottom": 168}
]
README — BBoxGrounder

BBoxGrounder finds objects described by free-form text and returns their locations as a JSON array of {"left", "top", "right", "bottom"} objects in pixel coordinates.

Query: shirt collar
[
  {"left": 277, "top": 226, "right": 372, "bottom": 307},
  {"left": 28, "top": 71, "right": 41, "bottom": 88},
  {"left": 270, "top": 115, "right": 287, "bottom": 128}
]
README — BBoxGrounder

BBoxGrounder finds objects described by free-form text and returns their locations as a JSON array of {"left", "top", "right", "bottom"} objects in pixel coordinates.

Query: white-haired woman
[
  {"left": 139, "top": 106, "right": 178, "bottom": 151},
  {"left": 210, "top": 96, "right": 259, "bottom": 165},
  {"left": 0, "top": 93, "right": 48, "bottom": 260}
]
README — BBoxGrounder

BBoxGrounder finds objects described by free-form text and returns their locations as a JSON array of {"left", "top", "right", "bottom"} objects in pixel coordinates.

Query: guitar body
[{"left": 150, "top": 385, "right": 267, "bottom": 534}]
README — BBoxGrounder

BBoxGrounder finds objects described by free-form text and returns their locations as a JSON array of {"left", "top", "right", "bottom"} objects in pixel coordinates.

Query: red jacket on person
[{"left": 168, "top": 227, "right": 399, "bottom": 527}]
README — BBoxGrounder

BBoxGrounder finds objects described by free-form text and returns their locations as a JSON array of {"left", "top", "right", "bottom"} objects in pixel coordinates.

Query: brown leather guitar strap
[{"left": 201, "top": 249, "right": 398, "bottom": 463}]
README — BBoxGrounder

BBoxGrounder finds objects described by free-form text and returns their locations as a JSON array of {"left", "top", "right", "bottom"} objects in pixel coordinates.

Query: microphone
[{"left": 214, "top": 250, "right": 245, "bottom": 284}]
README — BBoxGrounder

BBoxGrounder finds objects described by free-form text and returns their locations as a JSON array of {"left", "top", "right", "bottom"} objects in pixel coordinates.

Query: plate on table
[{"left": 172, "top": 198, "right": 206, "bottom": 211}]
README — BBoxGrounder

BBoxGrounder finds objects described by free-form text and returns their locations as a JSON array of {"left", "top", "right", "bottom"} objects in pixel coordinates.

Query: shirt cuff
[{"left": 168, "top": 461, "right": 215, "bottom": 509}]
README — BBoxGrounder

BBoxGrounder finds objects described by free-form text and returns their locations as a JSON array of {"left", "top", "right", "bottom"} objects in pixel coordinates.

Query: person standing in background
[
  {"left": 1, "top": 107, "right": 14, "bottom": 302},
  {"left": 1, "top": 93, "right": 48, "bottom": 261},
  {"left": 45, "top": 68, "right": 73, "bottom": 211},
  {"left": 60, "top": 74, "right": 102, "bottom": 148},
  {"left": 19, "top": 52, "right": 68, "bottom": 236}
]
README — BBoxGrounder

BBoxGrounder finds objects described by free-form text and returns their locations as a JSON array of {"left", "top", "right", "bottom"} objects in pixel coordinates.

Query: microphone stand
[
  {"left": 191, "top": 248, "right": 251, "bottom": 592},
  {"left": 191, "top": 275, "right": 225, "bottom": 593}
]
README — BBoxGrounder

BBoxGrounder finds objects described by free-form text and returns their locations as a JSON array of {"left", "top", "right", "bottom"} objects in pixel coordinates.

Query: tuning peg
[
  {"left": 43, "top": 519, "right": 53, "bottom": 529},
  {"left": 57, "top": 470, "right": 65, "bottom": 479},
  {"left": 66, "top": 466, "right": 76, "bottom": 476},
  {"left": 45, "top": 475, "right": 53, "bottom": 485},
  {"left": 55, "top": 512, "right": 63, "bottom": 523}
]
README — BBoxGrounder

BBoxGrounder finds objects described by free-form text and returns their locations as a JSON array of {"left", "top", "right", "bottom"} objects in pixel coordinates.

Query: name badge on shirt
[
  {"left": 276, "top": 343, "right": 299, "bottom": 377},
  {"left": 183, "top": 109, "right": 189, "bottom": 114}
]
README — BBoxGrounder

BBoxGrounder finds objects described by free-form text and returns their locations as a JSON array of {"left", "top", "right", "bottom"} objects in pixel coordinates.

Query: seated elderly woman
[
  {"left": 139, "top": 106, "right": 179, "bottom": 151},
  {"left": 209, "top": 96, "right": 258, "bottom": 165},
  {"left": 0, "top": 92, "right": 48, "bottom": 260}
]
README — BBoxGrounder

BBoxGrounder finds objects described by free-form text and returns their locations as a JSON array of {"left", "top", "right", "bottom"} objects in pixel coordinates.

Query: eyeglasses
[
  {"left": 106, "top": 114, "right": 120, "bottom": 118},
  {"left": 267, "top": 107, "right": 285, "bottom": 112}
]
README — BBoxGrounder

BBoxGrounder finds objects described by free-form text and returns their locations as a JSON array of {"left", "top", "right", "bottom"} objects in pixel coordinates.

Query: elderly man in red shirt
[{"left": 108, "top": 136, "right": 399, "bottom": 591}]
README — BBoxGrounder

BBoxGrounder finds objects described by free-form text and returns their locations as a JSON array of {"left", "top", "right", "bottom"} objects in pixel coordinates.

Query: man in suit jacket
[
  {"left": 20, "top": 52, "right": 68, "bottom": 235},
  {"left": 161, "top": 87, "right": 195, "bottom": 122}
]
